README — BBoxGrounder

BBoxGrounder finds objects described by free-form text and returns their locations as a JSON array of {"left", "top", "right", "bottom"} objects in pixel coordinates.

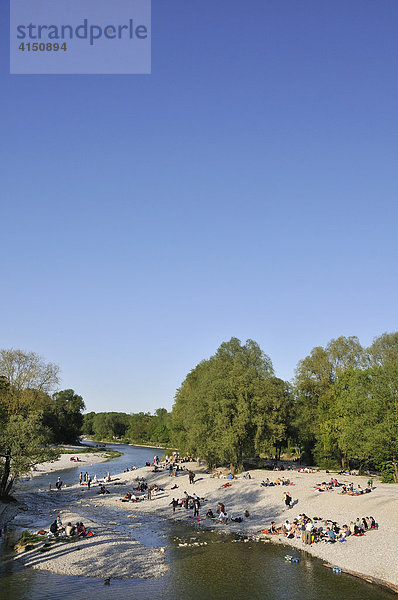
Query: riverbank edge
[
  {"left": 0, "top": 449, "right": 120, "bottom": 532},
  {"left": 150, "top": 508, "right": 398, "bottom": 596},
  {"left": 81, "top": 438, "right": 172, "bottom": 450},
  {"left": 0, "top": 499, "right": 27, "bottom": 536},
  {"left": 322, "top": 562, "right": 398, "bottom": 595},
  {"left": 99, "top": 464, "right": 398, "bottom": 595},
  {"left": 6, "top": 488, "right": 398, "bottom": 595},
  {"left": 6, "top": 457, "right": 398, "bottom": 595}
]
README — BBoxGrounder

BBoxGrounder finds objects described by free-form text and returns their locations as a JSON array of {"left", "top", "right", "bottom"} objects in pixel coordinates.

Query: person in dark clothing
[
  {"left": 193, "top": 498, "right": 200, "bottom": 517},
  {"left": 184, "top": 491, "right": 190, "bottom": 509},
  {"left": 76, "top": 522, "right": 86, "bottom": 536},
  {"left": 270, "top": 521, "right": 279, "bottom": 534},
  {"left": 283, "top": 491, "right": 292, "bottom": 509},
  {"left": 170, "top": 498, "right": 179, "bottom": 513},
  {"left": 49, "top": 520, "right": 59, "bottom": 537}
]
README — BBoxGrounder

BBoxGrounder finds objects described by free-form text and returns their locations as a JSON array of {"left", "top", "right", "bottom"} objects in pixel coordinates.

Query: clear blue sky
[{"left": 1, "top": 1, "right": 397, "bottom": 413}]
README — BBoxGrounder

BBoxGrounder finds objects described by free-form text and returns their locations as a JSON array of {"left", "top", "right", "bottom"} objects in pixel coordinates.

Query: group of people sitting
[
  {"left": 168, "top": 491, "right": 249, "bottom": 525},
  {"left": 164, "top": 453, "right": 195, "bottom": 464},
  {"left": 314, "top": 477, "right": 342, "bottom": 491},
  {"left": 263, "top": 513, "right": 377, "bottom": 544},
  {"left": 209, "top": 471, "right": 235, "bottom": 479},
  {"left": 170, "top": 491, "right": 202, "bottom": 515},
  {"left": 261, "top": 477, "right": 292, "bottom": 486},
  {"left": 144, "top": 453, "right": 194, "bottom": 476},
  {"left": 314, "top": 478, "right": 373, "bottom": 494},
  {"left": 117, "top": 480, "right": 163, "bottom": 502},
  {"left": 120, "top": 491, "right": 141, "bottom": 502},
  {"left": 341, "top": 482, "right": 373, "bottom": 495},
  {"left": 48, "top": 516, "right": 92, "bottom": 538},
  {"left": 208, "top": 502, "right": 250, "bottom": 524}
]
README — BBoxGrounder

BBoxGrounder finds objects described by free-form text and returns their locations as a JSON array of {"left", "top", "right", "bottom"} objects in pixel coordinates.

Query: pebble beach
[{"left": 10, "top": 456, "right": 398, "bottom": 592}]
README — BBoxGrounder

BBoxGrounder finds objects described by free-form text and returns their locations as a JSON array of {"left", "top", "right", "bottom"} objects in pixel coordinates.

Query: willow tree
[{"left": 171, "top": 338, "right": 292, "bottom": 471}]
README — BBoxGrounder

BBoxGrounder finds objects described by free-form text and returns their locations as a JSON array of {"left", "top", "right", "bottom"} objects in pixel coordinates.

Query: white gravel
[{"left": 12, "top": 462, "right": 398, "bottom": 590}]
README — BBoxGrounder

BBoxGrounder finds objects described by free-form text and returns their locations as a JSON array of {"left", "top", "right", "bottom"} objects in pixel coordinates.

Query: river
[{"left": 0, "top": 443, "right": 395, "bottom": 600}]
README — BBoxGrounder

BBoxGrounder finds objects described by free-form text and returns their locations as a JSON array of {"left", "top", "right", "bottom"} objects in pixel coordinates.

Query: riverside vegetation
[{"left": 1, "top": 332, "right": 397, "bottom": 499}]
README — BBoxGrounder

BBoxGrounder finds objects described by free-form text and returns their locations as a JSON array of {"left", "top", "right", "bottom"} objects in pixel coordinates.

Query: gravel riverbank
[{"left": 9, "top": 461, "right": 398, "bottom": 591}]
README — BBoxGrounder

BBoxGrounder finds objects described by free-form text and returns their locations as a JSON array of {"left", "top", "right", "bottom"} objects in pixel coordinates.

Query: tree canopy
[
  {"left": 0, "top": 348, "right": 60, "bottom": 393},
  {"left": 294, "top": 333, "right": 398, "bottom": 479},
  {"left": 0, "top": 349, "right": 85, "bottom": 497},
  {"left": 171, "top": 338, "right": 292, "bottom": 470},
  {"left": 82, "top": 408, "right": 171, "bottom": 446}
]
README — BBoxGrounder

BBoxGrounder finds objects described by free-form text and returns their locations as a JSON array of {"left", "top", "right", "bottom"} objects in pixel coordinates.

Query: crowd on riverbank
[{"left": 6, "top": 452, "right": 398, "bottom": 592}]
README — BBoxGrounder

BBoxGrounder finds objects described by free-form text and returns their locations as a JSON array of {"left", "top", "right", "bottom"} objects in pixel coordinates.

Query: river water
[{"left": 0, "top": 443, "right": 395, "bottom": 600}]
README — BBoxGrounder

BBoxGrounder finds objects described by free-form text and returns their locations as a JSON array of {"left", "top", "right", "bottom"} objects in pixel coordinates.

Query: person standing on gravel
[
  {"left": 170, "top": 498, "right": 179, "bottom": 513},
  {"left": 283, "top": 491, "right": 292, "bottom": 509},
  {"left": 193, "top": 497, "right": 200, "bottom": 517}
]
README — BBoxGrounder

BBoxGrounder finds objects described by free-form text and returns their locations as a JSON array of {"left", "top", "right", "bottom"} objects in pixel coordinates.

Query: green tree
[
  {"left": 254, "top": 378, "right": 294, "bottom": 460},
  {"left": 147, "top": 408, "right": 171, "bottom": 444},
  {"left": 307, "top": 364, "right": 398, "bottom": 477},
  {"left": 368, "top": 332, "right": 398, "bottom": 367},
  {"left": 0, "top": 349, "right": 62, "bottom": 497},
  {"left": 294, "top": 336, "right": 365, "bottom": 464},
  {"left": 48, "top": 389, "right": 85, "bottom": 443},
  {"left": 366, "top": 363, "right": 398, "bottom": 482},
  {"left": 82, "top": 411, "right": 96, "bottom": 437},
  {"left": 0, "top": 413, "right": 59, "bottom": 498},
  {"left": 92, "top": 412, "right": 130, "bottom": 440},
  {"left": 171, "top": 338, "right": 291, "bottom": 471},
  {"left": 126, "top": 412, "right": 152, "bottom": 443}
]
